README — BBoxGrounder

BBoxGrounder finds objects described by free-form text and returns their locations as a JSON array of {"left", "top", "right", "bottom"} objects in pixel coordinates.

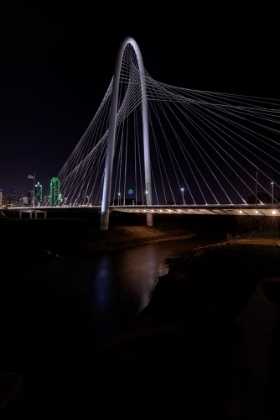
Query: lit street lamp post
[
  {"left": 271, "top": 181, "right": 274, "bottom": 206},
  {"left": 33, "top": 178, "right": 35, "bottom": 207},
  {"left": 118, "top": 192, "right": 121, "bottom": 206},
  {"left": 181, "top": 188, "right": 185, "bottom": 205}
]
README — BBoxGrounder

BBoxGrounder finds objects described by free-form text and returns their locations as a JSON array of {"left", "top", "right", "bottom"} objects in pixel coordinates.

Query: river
[{"left": 2, "top": 229, "right": 226, "bottom": 371}]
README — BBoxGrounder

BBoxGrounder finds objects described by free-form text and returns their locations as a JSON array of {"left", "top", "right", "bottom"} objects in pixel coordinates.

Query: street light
[
  {"left": 271, "top": 181, "right": 274, "bottom": 206},
  {"left": 181, "top": 188, "right": 185, "bottom": 205},
  {"left": 118, "top": 192, "right": 121, "bottom": 206}
]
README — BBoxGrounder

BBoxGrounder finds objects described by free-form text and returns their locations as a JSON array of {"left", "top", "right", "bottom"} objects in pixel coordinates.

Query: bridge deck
[
  {"left": 112, "top": 205, "right": 280, "bottom": 216},
  {"left": 5, "top": 205, "right": 280, "bottom": 217}
]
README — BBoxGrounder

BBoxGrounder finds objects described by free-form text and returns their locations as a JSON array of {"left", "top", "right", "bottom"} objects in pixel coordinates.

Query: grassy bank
[
  {"left": 0, "top": 217, "right": 195, "bottom": 261},
  {"left": 0, "top": 212, "right": 236, "bottom": 260}
]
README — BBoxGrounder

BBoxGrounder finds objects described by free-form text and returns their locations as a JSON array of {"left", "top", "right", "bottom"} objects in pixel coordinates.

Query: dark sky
[{"left": 1, "top": 1, "right": 279, "bottom": 198}]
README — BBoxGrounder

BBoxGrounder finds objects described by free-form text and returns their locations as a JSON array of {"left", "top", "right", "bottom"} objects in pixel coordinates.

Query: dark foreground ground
[{"left": 1, "top": 212, "right": 280, "bottom": 419}]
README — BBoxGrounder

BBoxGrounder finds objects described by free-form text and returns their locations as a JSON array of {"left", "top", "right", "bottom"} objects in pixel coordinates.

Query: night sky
[{"left": 1, "top": 2, "right": 279, "bottom": 199}]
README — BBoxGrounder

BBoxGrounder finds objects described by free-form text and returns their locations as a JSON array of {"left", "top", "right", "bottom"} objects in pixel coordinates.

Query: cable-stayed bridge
[{"left": 40, "top": 37, "right": 280, "bottom": 228}]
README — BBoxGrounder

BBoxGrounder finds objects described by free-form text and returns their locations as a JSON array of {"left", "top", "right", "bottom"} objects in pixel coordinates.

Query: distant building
[
  {"left": 21, "top": 196, "right": 28, "bottom": 206},
  {"left": 10, "top": 187, "right": 19, "bottom": 206},
  {"left": 27, "top": 190, "right": 33, "bottom": 206},
  {"left": 50, "top": 177, "right": 61, "bottom": 206},
  {"left": 34, "top": 182, "right": 43, "bottom": 206}
]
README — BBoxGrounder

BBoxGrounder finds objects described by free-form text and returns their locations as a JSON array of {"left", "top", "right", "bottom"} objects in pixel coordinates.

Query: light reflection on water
[
  {"left": 33, "top": 239, "right": 191, "bottom": 343},
  {"left": 41, "top": 235, "right": 223, "bottom": 336},
  {"left": 4, "top": 231, "right": 226, "bottom": 369}
]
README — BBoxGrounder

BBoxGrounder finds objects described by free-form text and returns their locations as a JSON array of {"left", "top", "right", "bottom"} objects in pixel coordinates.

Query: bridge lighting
[
  {"left": 239, "top": 210, "right": 243, "bottom": 213},
  {"left": 180, "top": 188, "right": 185, "bottom": 205},
  {"left": 272, "top": 210, "right": 276, "bottom": 215}
]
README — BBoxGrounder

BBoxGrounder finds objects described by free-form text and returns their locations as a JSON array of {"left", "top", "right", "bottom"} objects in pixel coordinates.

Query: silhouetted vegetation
[{"left": 247, "top": 192, "right": 280, "bottom": 204}]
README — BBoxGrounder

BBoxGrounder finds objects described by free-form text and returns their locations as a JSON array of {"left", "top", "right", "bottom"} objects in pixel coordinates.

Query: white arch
[{"left": 100, "top": 37, "right": 152, "bottom": 230}]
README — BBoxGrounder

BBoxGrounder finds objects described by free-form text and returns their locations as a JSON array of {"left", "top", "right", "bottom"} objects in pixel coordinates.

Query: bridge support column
[
  {"left": 146, "top": 212, "right": 153, "bottom": 226},
  {"left": 100, "top": 209, "right": 110, "bottom": 230}
]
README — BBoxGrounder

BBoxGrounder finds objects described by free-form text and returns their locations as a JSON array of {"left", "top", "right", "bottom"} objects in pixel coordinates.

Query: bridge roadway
[
  {"left": 5, "top": 204, "right": 280, "bottom": 217},
  {"left": 112, "top": 204, "right": 280, "bottom": 216}
]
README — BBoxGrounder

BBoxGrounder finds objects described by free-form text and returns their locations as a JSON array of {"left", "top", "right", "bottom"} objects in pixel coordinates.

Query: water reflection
[
  {"left": 33, "top": 235, "right": 222, "bottom": 341},
  {"left": 9, "top": 231, "right": 225, "bottom": 369},
  {"left": 30, "top": 239, "right": 192, "bottom": 343}
]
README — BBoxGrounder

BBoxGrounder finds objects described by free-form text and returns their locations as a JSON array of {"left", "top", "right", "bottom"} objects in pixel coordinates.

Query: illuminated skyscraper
[
  {"left": 10, "top": 187, "right": 19, "bottom": 207},
  {"left": 27, "top": 190, "right": 33, "bottom": 206},
  {"left": 34, "top": 182, "right": 43, "bottom": 206},
  {"left": 50, "top": 177, "right": 61, "bottom": 206}
]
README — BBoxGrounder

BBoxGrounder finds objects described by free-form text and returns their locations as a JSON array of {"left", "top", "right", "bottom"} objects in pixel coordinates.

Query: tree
[{"left": 247, "top": 192, "right": 271, "bottom": 204}]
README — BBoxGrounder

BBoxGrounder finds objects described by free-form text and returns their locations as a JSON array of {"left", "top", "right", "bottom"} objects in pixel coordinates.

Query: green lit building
[{"left": 50, "top": 177, "right": 61, "bottom": 206}]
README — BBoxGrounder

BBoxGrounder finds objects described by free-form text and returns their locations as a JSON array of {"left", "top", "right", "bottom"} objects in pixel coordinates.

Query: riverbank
[
  {"left": 0, "top": 211, "right": 237, "bottom": 264},
  {"left": 0, "top": 216, "right": 197, "bottom": 261},
  {"left": 97, "top": 232, "right": 280, "bottom": 419}
]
